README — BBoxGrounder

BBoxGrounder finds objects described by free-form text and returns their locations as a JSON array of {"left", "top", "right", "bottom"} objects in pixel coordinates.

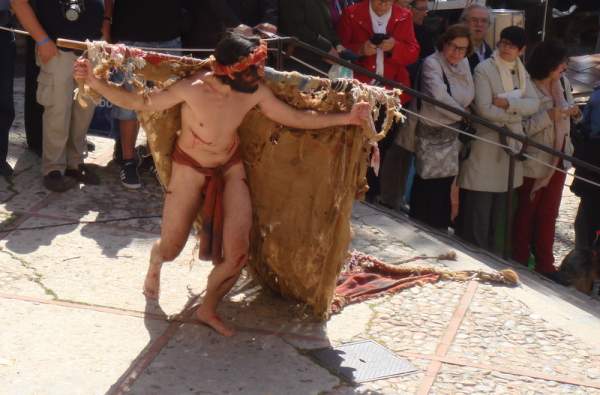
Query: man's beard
[
  {"left": 228, "top": 67, "right": 261, "bottom": 93},
  {"left": 229, "top": 77, "right": 260, "bottom": 93}
]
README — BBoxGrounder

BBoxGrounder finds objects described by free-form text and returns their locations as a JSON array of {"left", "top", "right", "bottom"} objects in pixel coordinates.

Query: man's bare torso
[{"left": 176, "top": 72, "right": 261, "bottom": 168}]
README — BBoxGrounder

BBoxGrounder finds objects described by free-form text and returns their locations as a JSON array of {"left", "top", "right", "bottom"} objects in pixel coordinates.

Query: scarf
[
  {"left": 549, "top": 78, "right": 570, "bottom": 153},
  {"left": 492, "top": 50, "right": 527, "bottom": 98},
  {"left": 369, "top": 5, "right": 392, "bottom": 77}
]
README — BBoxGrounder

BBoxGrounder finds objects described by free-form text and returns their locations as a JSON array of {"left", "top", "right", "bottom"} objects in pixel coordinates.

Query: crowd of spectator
[{"left": 1, "top": 0, "right": 599, "bottom": 284}]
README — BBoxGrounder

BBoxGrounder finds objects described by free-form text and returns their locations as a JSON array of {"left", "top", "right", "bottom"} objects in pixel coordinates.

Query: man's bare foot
[
  {"left": 196, "top": 306, "right": 235, "bottom": 337},
  {"left": 143, "top": 263, "right": 162, "bottom": 300}
]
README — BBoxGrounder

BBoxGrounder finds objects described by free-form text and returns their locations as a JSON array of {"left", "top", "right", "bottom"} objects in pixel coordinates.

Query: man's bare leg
[
  {"left": 196, "top": 163, "right": 252, "bottom": 336},
  {"left": 143, "top": 241, "right": 164, "bottom": 299},
  {"left": 143, "top": 162, "right": 205, "bottom": 299}
]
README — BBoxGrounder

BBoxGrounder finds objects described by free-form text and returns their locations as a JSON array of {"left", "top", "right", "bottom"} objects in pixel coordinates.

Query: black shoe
[
  {"left": 86, "top": 139, "right": 96, "bottom": 152},
  {"left": 65, "top": 164, "right": 101, "bottom": 185},
  {"left": 43, "top": 171, "right": 77, "bottom": 192},
  {"left": 138, "top": 153, "right": 156, "bottom": 173},
  {"left": 120, "top": 159, "right": 141, "bottom": 189},
  {"left": 0, "top": 161, "right": 14, "bottom": 178}
]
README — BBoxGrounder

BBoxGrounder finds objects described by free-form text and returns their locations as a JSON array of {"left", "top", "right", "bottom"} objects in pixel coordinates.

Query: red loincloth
[
  {"left": 332, "top": 251, "right": 440, "bottom": 313},
  {"left": 171, "top": 144, "right": 242, "bottom": 264}
]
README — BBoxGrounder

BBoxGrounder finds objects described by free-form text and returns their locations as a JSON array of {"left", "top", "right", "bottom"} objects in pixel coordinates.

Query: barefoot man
[{"left": 73, "top": 33, "right": 371, "bottom": 336}]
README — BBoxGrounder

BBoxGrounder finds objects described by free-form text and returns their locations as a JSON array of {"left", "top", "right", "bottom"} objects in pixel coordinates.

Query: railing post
[
  {"left": 503, "top": 155, "right": 516, "bottom": 260},
  {"left": 276, "top": 38, "right": 284, "bottom": 71}
]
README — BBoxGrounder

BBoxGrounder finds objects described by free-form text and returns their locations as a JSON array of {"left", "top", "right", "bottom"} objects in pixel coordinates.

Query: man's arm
[
  {"left": 11, "top": 0, "right": 57, "bottom": 63},
  {"left": 74, "top": 59, "right": 185, "bottom": 112},
  {"left": 257, "top": 85, "right": 370, "bottom": 129}
]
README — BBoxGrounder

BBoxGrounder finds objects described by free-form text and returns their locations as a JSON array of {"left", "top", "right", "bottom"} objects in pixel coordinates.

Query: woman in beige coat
[{"left": 456, "top": 26, "right": 540, "bottom": 253}]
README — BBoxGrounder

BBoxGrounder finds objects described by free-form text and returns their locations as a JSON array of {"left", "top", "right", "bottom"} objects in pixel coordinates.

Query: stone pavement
[{"left": 2, "top": 79, "right": 600, "bottom": 394}]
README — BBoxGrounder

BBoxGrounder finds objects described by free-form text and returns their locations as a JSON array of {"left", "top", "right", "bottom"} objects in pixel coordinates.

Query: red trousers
[{"left": 512, "top": 170, "right": 566, "bottom": 273}]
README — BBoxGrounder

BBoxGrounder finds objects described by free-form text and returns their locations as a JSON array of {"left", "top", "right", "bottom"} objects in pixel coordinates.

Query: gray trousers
[{"left": 456, "top": 189, "right": 508, "bottom": 255}]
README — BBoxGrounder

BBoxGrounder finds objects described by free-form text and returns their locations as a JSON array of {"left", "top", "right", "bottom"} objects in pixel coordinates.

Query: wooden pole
[{"left": 56, "top": 38, "right": 207, "bottom": 66}]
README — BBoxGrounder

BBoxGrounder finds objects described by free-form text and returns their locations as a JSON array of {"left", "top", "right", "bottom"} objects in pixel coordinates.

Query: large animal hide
[{"left": 84, "top": 42, "right": 403, "bottom": 318}]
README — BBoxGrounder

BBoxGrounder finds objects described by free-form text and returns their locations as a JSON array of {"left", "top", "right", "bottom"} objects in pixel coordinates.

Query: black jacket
[
  {"left": 279, "top": 0, "right": 339, "bottom": 74},
  {"left": 467, "top": 41, "right": 492, "bottom": 73},
  {"left": 209, "top": 0, "right": 278, "bottom": 28},
  {"left": 571, "top": 135, "right": 600, "bottom": 199}
]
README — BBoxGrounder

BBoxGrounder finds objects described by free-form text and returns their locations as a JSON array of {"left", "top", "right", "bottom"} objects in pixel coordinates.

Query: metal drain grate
[{"left": 309, "top": 340, "right": 417, "bottom": 383}]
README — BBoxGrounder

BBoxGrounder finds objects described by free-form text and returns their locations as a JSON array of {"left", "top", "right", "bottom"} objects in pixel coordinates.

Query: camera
[
  {"left": 60, "top": 0, "right": 85, "bottom": 22},
  {"left": 370, "top": 33, "right": 389, "bottom": 46}
]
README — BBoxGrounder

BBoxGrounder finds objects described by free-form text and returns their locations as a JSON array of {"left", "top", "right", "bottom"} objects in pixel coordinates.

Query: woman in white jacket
[{"left": 456, "top": 26, "right": 540, "bottom": 253}]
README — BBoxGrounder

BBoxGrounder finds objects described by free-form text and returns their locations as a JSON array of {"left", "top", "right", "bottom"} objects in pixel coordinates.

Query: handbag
[
  {"left": 415, "top": 122, "right": 460, "bottom": 179},
  {"left": 457, "top": 118, "right": 476, "bottom": 161}
]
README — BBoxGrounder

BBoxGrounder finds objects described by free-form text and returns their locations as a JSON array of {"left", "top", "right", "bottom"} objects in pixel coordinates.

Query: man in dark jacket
[
  {"left": 210, "top": 0, "right": 278, "bottom": 35},
  {"left": 279, "top": 0, "right": 341, "bottom": 76},
  {"left": 572, "top": 88, "right": 600, "bottom": 249},
  {"left": 183, "top": 1, "right": 277, "bottom": 66},
  {"left": 460, "top": 4, "right": 493, "bottom": 73}
]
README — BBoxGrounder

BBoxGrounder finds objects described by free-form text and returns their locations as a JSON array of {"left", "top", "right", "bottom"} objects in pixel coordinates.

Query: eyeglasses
[
  {"left": 446, "top": 42, "right": 469, "bottom": 54},
  {"left": 498, "top": 40, "right": 519, "bottom": 50},
  {"left": 468, "top": 17, "right": 489, "bottom": 25}
]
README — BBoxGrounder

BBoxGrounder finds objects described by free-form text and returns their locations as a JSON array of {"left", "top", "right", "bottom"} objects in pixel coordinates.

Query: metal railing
[{"left": 270, "top": 35, "right": 600, "bottom": 259}]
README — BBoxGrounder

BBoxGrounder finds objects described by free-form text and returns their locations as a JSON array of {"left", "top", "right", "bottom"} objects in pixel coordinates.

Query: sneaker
[
  {"left": 43, "top": 170, "right": 77, "bottom": 192},
  {"left": 65, "top": 164, "right": 101, "bottom": 185},
  {"left": 120, "top": 159, "right": 141, "bottom": 189},
  {"left": 0, "top": 161, "right": 14, "bottom": 178}
]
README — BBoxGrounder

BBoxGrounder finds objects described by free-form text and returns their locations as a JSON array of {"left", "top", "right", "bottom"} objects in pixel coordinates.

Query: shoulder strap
[
  {"left": 415, "top": 59, "right": 424, "bottom": 111},
  {"left": 559, "top": 75, "right": 570, "bottom": 103},
  {"left": 441, "top": 69, "right": 452, "bottom": 97}
]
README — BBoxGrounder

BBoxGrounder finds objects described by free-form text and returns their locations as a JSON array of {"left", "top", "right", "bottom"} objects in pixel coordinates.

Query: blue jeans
[
  {"left": 112, "top": 37, "right": 182, "bottom": 121},
  {"left": 0, "top": 29, "right": 15, "bottom": 163}
]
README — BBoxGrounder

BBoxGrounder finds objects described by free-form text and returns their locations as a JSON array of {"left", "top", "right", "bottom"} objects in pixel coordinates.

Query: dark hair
[
  {"left": 499, "top": 26, "right": 527, "bottom": 50},
  {"left": 436, "top": 24, "right": 473, "bottom": 56},
  {"left": 526, "top": 40, "right": 568, "bottom": 80},
  {"left": 214, "top": 31, "right": 261, "bottom": 66}
]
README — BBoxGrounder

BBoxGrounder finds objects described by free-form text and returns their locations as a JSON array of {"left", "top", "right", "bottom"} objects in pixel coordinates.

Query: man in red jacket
[{"left": 337, "top": 0, "right": 419, "bottom": 104}]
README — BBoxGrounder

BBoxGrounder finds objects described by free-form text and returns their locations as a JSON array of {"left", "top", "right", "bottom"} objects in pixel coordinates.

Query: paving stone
[
  {"left": 447, "top": 285, "right": 600, "bottom": 383},
  {"left": 432, "top": 364, "right": 600, "bottom": 395},
  {"left": 0, "top": 215, "right": 207, "bottom": 317},
  {"left": 0, "top": 298, "right": 166, "bottom": 395},
  {"left": 128, "top": 324, "right": 339, "bottom": 395}
]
